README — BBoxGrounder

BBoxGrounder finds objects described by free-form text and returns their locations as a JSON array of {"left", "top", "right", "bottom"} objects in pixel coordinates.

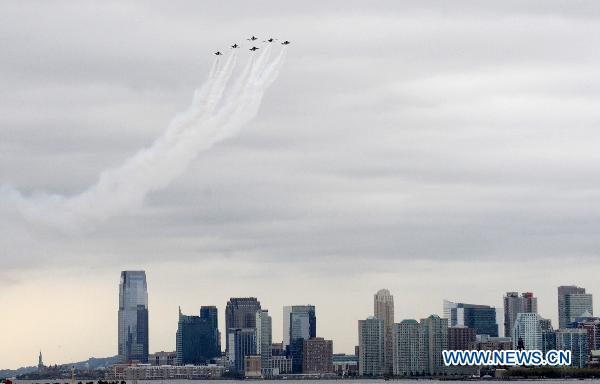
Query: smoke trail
[{"left": 3, "top": 48, "right": 286, "bottom": 232}]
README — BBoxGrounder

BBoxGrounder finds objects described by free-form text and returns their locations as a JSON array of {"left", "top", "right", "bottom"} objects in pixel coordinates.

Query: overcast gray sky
[{"left": 3, "top": 0, "right": 600, "bottom": 369}]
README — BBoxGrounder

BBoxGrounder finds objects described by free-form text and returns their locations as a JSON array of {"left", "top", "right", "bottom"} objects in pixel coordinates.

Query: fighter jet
[
  {"left": 249, "top": 46, "right": 260, "bottom": 51},
  {"left": 231, "top": 43, "right": 239, "bottom": 49},
  {"left": 264, "top": 38, "right": 276, "bottom": 43},
  {"left": 247, "top": 35, "right": 258, "bottom": 41},
  {"left": 281, "top": 40, "right": 291, "bottom": 45},
  {"left": 214, "top": 51, "right": 223, "bottom": 56}
]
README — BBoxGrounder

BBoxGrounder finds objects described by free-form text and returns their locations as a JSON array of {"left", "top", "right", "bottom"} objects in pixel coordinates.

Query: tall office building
[
  {"left": 447, "top": 326, "right": 477, "bottom": 376},
  {"left": 225, "top": 298, "right": 261, "bottom": 353},
  {"left": 302, "top": 337, "right": 333, "bottom": 373},
  {"left": 200, "top": 306, "right": 221, "bottom": 352},
  {"left": 176, "top": 306, "right": 220, "bottom": 365},
  {"left": 358, "top": 316, "right": 385, "bottom": 377},
  {"left": 443, "top": 300, "right": 498, "bottom": 336},
  {"left": 227, "top": 328, "right": 257, "bottom": 373},
  {"left": 256, "top": 310, "right": 272, "bottom": 377},
  {"left": 286, "top": 305, "right": 316, "bottom": 373},
  {"left": 539, "top": 317, "right": 556, "bottom": 354},
  {"left": 558, "top": 286, "right": 593, "bottom": 329},
  {"left": 283, "top": 305, "right": 317, "bottom": 346},
  {"left": 118, "top": 271, "right": 149, "bottom": 363},
  {"left": 393, "top": 320, "right": 422, "bottom": 376},
  {"left": 374, "top": 289, "right": 394, "bottom": 374},
  {"left": 556, "top": 329, "right": 589, "bottom": 368},
  {"left": 512, "top": 313, "right": 542, "bottom": 350},
  {"left": 503, "top": 292, "right": 538, "bottom": 337},
  {"left": 420, "top": 315, "right": 448, "bottom": 376}
]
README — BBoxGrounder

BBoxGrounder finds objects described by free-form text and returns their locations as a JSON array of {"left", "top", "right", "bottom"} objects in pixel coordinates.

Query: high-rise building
[
  {"left": 443, "top": 300, "right": 498, "bottom": 337},
  {"left": 283, "top": 306, "right": 292, "bottom": 348},
  {"left": 225, "top": 298, "right": 261, "bottom": 353},
  {"left": 447, "top": 326, "right": 476, "bottom": 350},
  {"left": 256, "top": 309, "right": 272, "bottom": 377},
  {"left": 358, "top": 316, "right": 385, "bottom": 377},
  {"left": 393, "top": 319, "right": 422, "bottom": 376},
  {"left": 574, "top": 317, "right": 600, "bottom": 351},
  {"left": 286, "top": 305, "right": 316, "bottom": 373},
  {"left": 176, "top": 306, "right": 220, "bottom": 365},
  {"left": 503, "top": 292, "right": 538, "bottom": 337},
  {"left": 556, "top": 329, "right": 589, "bottom": 368},
  {"left": 558, "top": 286, "right": 593, "bottom": 329},
  {"left": 227, "top": 328, "right": 257, "bottom": 373},
  {"left": 118, "top": 271, "right": 149, "bottom": 363},
  {"left": 283, "top": 305, "right": 316, "bottom": 345},
  {"left": 374, "top": 289, "right": 394, "bottom": 374},
  {"left": 538, "top": 317, "right": 556, "bottom": 354},
  {"left": 420, "top": 315, "right": 448, "bottom": 376},
  {"left": 512, "top": 313, "right": 542, "bottom": 350},
  {"left": 302, "top": 337, "right": 333, "bottom": 373},
  {"left": 446, "top": 326, "right": 478, "bottom": 376},
  {"left": 200, "top": 306, "right": 221, "bottom": 352}
]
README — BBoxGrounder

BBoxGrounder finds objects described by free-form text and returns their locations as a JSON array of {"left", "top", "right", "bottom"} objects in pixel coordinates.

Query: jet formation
[{"left": 214, "top": 35, "right": 290, "bottom": 55}]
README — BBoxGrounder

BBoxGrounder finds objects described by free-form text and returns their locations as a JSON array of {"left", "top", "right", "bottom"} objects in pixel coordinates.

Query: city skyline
[
  {"left": 4, "top": 269, "right": 598, "bottom": 371},
  {"left": 5, "top": 0, "right": 600, "bottom": 371}
]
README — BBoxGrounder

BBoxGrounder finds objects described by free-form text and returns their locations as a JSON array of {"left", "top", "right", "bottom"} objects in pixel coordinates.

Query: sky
[{"left": 3, "top": 0, "right": 600, "bottom": 369}]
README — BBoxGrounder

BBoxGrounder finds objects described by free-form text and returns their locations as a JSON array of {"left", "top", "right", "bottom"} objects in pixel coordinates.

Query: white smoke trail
[{"left": 2, "top": 47, "right": 287, "bottom": 232}]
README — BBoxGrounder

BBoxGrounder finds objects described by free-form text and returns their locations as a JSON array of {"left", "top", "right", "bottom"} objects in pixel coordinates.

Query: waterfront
[{"left": 13, "top": 381, "right": 600, "bottom": 384}]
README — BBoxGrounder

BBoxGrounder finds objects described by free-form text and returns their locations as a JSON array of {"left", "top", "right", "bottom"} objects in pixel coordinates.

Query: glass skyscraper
[
  {"left": 287, "top": 305, "right": 316, "bottom": 373},
  {"left": 176, "top": 306, "right": 220, "bottom": 365},
  {"left": 118, "top": 270, "right": 149, "bottom": 363},
  {"left": 225, "top": 297, "right": 261, "bottom": 354},
  {"left": 558, "top": 286, "right": 593, "bottom": 328},
  {"left": 443, "top": 300, "right": 498, "bottom": 337},
  {"left": 227, "top": 328, "right": 257, "bottom": 373}
]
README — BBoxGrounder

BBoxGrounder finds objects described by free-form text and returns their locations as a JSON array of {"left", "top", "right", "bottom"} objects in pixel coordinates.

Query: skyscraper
[
  {"left": 256, "top": 309, "right": 272, "bottom": 377},
  {"left": 227, "top": 328, "right": 257, "bottom": 373},
  {"left": 283, "top": 305, "right": 317, "bottom": 346},
  {"left": 374, "top": 289, "right": 394, "bottom": 374},
  {"left": 176, "top": 306, "right": 220, "bottom": 365},
  {"left": 302, "top": 337, "right": 333, "bottom": 373},
  {"left": 443, "top": 300, "right": 497, "bottom": 337},
  {"left": 556, "top": 329, "right": 589, "bottom": 368},
  {"left": 558, "top": 286, "right": 593, "bottom": 329},
  {"left": 358, "top": 316, "right": 385, "bottom": 377},
  {"left": 225, "top": 297, "right": 261, "bottom": 353},
  {"left": 503, "top": 292, "right": 538, "bottom": 337},
  {"left": 286, "top": 305, "right": 316, "bottom": 373},
  {"left": 200, "top": 306, "right": 221, "bottom": 352},
  {"left": 118, "top": 271, "right": 149, "bottom": 363},
  {"left": 512, "top": 313, "right": 542, "bottom": 350},
  {"left": 393, "top": 320, "right": 422, "bottom": 376},
  {"left": 574, "top": 317, "right": 600, "bottom": 351},
  {"left": 420, "top": 315, "right": 448, "bottom": 376}
]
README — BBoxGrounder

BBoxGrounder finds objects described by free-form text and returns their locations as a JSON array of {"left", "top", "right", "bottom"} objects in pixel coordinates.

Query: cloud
[{"left": 3, "top": 0, "right": 600, "bottom": 368}]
